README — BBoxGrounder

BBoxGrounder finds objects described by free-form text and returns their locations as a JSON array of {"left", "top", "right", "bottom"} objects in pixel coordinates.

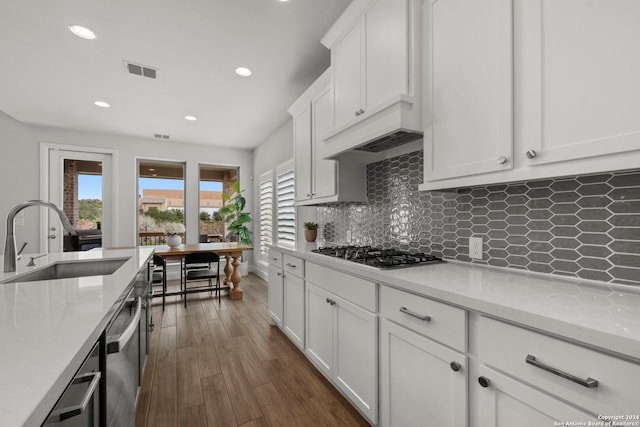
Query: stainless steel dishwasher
[
  {"left": 43, "top": 341, "right": 102, "bottom": 426},
  {"left": 105, "top": 289, "right": 142, "bottom": 427}
]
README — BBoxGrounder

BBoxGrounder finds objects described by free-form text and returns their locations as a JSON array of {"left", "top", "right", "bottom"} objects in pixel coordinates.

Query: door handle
[
  {"left": 525, "top": 354, "right": 598, "bottom": 388},
  {"left": 399, "top": 306, "right": 431, "bottom": 321},
  {"left": 49, "top": 371, "right": 102, "bottom": 421},
  {"left": 107, "top": 297, "right": 142, "bottom": 354}
]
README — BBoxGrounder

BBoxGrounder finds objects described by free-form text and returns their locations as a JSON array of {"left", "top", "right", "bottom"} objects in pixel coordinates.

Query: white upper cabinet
[
  {"left": 520, "top": 0, "right": 640, "bottom": 166},
  {"left": 292, "top": 102, "right": 314, "bottom": 201},
  {"left": 311, "top": 85, "right": 340, "bottom": 200},
  {"left": 424, "top": 0, "right": 513, "bottom": 182},
  {"left": 421, "top": 0, "right": 640, "bottom": 191},
  {"left": 333, "top": 23, "right": 362, "bottom": 130},
  {"left": 288, "top": 69, "right": 366, "bottom": 205},
  {"left": 321, "top": 0, "right": 423, "bottom": 158}
]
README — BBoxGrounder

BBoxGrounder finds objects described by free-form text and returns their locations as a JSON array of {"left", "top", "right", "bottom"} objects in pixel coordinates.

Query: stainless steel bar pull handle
[
  {"left": 399, "top": 306, "right": 431, "bottom": 321},
  {"left": 50, "top": 371, "right": 102, "bottom": 421},
  {"left": 525, "top": 354, "right": 598, "bottom": 388},
  {"left": 107, "top": 297, "right": 142, "bottom": 354}
]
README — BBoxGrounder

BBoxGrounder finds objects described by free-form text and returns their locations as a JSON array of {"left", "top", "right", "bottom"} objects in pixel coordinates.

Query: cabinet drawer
[
  {"left": 477, "top": 316, "right": 640, "bottom": 414},
  {"left": 305, "top": 263, "right": 376, "bottom": 312},
  {"left": 269, "top": 250, "right": 283, "bottom": 269},
  {"left": 380, "top": 286, "right": 466, "bottom": 352},
  {"left": 283, "top": 254, "right": 304, "bottom": 278}
]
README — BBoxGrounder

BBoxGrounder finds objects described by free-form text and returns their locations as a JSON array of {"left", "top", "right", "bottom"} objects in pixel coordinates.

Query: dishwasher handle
[
  {"left": 50, "top": 371, "right": 102, "bottom": 421},
  {"left": 107, "top": 296, "right": 142, "bottom": 354}
]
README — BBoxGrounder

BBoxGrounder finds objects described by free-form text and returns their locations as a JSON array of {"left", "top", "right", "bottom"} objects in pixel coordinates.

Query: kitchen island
[{"left": 0, "top": 247, "right": 154, "bottom": 427}]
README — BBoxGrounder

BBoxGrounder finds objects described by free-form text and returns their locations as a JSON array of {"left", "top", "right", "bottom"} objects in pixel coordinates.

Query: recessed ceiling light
[
  {"left": 148, "top": 168, "right": 155, "bottom": 172},
  {"left": 94, "top": 101, "right": 110, "bottom": 108},
  {"left": 184, "top": 115, "right": 197, "bottom": 121},
  {"left": 68, "top": 25, "right": 96, "bottom": 40},
  {"left": 235, "top": 67, "right": 252, "bottom": 77}
]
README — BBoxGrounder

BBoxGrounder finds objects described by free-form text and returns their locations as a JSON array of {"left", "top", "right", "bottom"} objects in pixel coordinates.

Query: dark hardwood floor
[{"left": 135, "top": 273, "right": 370, "bottom": 427}]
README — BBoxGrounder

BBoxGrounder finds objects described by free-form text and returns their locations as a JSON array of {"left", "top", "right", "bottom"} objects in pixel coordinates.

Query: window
[
  {"left": 137, "top": 160, "right": 185, "bottom": 246},
  {"left": 199, "top": 165, "right": 237, "bottom": 242},
  {"left": 259, "top": 171, "right": 273, "bottom": 256},
  {"left": 276, "top": 161, "right": 295, "bottom": 247}
]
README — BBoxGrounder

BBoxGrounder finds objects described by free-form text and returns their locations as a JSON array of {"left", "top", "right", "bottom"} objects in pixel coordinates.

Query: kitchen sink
[{"left": 2, "top": 257, "right": 129, "bottom": 283}]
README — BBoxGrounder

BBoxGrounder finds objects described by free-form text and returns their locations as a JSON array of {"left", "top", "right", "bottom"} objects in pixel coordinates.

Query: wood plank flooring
[{"left": 135, "top": 274, "right": 370, "bottom": 427}]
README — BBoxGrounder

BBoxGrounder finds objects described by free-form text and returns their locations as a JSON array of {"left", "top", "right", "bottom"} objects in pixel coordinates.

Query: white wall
[
  {"left": 0, "top": 111, "right": 41, "bottom": 253},
  {"left": 252, "top": 119, "right": 293, "bottom": 278},
  {"left": 0, "top": 111, "right": 255, "bottom": 265}
]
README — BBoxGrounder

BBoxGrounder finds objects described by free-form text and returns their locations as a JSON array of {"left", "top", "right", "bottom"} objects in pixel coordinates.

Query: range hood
[
  {"left": 354, "top": 130, "right": 423, "bottom": 153},
  {"left": 321, "top": 95, "right": 423, "bottom": 159}
]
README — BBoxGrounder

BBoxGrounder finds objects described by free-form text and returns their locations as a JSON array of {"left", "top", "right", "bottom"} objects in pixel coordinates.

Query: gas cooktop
[{"left": 311, "top": 245, "right": 444, "bottom": 269}]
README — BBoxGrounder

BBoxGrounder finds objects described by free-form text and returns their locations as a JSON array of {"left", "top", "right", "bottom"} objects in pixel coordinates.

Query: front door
[{"left": 47, "top": 147, "right": 115, "bottom": 252}]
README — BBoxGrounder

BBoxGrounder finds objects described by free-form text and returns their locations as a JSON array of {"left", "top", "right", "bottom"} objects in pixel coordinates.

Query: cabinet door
[
  {"left": 474, "top": 365, "right": 596, "bottom": 427},
  {"left": 311, "top": 85, "right": 337, "bottom": 199},
  {"left": 334, "top": 295, "right": 378, "bottom": 424},
  {"left": 425, "top": 0, "right": 513, "bottom": 181},
  {"left": 293, "top": 106, "right": 312, "bottom": 202},
  {"left": 333, "top": 21, "right": 363, "bottom": 129},
  {"left": 283, "top": 274, "right": 305, "bottom": 350},
  {"left": 380, "top": 319, "right": 467, "bottom": 427},
  {"left": 520, "top": 0, "right": 640, "bottom": 166},
  {"left": 268, "top": 266, "right": 284, "bottom": 327},
  {"left": 365, "top": 0, "right": 409, "bottom": 110},
  {"left": 305, "top": 283, "right": 334, "bottom": 378}
]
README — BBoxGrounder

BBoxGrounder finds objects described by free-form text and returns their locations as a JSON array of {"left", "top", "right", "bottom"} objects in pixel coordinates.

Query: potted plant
[
  {"left": 216, "top": 182, "right": 252, "bottom": 245},
  {"left": 215, "top": 182, "right": 252, "bottom": 275},
  {"left": 165, "top": 222, "right": 185, "bottom": 247},
  {"left": 304, "top": 221, "right": 318, "bottom": 242}
]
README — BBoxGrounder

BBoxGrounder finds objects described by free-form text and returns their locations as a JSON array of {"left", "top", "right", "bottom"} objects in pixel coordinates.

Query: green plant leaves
[{"left": 219, "top": 183, "right": 251, "bottom": 245}]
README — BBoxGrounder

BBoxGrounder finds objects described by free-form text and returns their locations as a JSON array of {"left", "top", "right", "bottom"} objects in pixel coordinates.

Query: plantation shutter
[
  {"left": 259, "top": 173, "right": 273, "bottom": 256},
  {"left": 276, "top": 167, "right": 295, "bottom": 246}
]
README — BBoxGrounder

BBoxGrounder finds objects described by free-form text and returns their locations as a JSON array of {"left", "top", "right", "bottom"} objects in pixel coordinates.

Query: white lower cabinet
[
  {"left": 334, "top": 291, "right": 377, "bottom": 423},
  {"left": 305, "top": 282, "right": 334, "bottom": 378},
  {"left": 472, "top": 363, "right": 595, "bottom": 427},
  {"left": 267, "top": 251, "right": 284, "bottom": 327},
  {"left": 267, "top": 265, "right": 284, "bottom": 327},
  {"left": 283, "top": 273, "right": 305, "bottom": 350},
  {"left": 380, "top": 318, "right": 467, "bottom": 427},
  {"left": 470, "top": 314, "right": 640, "bottom": 426},
  {"left": 272, "top": 252, "right": 640, "bottom": 426},
  {"left": 305, "top": 281, "right": 378, "bottom": 424}
]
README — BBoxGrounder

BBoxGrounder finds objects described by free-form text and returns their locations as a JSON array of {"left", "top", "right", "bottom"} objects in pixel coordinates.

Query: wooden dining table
[{"left": 153, "top": 242, "right": 252, "bottom": 300}]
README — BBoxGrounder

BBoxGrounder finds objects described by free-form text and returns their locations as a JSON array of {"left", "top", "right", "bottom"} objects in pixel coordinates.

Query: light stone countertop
[
  {"left": 0, "top": 247, "right": 154, "bottom": 427},
  {"left": 273, "top": 244, "right": 640, "bottom": 360}
]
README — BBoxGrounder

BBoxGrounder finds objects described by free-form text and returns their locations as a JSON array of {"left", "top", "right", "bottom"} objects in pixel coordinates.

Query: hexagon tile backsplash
[{"left": 316, "top": 150, "right": 640, "bottom": 286}]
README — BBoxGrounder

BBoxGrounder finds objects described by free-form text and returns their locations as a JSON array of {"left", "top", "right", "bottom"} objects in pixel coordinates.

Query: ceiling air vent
[
  {"left": 124, "top": 61, "right": 158, "bottom": 79},
  {"left": 153, "top": 133, "right": 170, "bottom": 140}
]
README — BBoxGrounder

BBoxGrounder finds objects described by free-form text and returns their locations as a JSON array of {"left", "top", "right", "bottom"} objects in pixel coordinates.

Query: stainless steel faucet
[{"left": 3, "top": 200, "right": 75, "bottom": 273}]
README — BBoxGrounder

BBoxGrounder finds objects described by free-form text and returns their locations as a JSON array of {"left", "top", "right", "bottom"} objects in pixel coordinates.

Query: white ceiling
[{"left": 0, "top": 0, "right": 351, "bottom": 149}]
